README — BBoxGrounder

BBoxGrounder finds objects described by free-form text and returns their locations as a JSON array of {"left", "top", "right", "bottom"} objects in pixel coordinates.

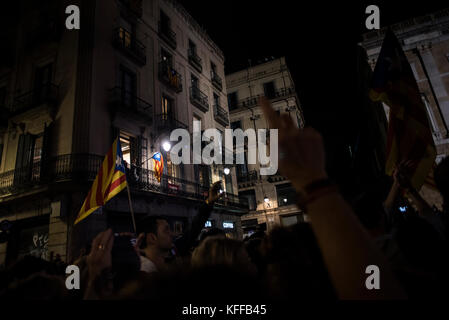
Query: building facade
[
  {"left": 361, "top": 8, "right": 449, "bottom": 209},
  {"left": 0, "top": 0, "right": 247, "bottom": 266},
  {"left": 225, "top": 57, "right": 305, "bottom": 237}
]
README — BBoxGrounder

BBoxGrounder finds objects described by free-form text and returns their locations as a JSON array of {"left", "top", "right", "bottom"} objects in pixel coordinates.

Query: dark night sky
[{"left": 177, "top": 0, "right": 448, "bottom": 133}]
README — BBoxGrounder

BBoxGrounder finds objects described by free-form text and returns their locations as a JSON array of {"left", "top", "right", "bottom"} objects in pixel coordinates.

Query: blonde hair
[{"left": 191, "top": 236, "right": 248, "bottom": 269}]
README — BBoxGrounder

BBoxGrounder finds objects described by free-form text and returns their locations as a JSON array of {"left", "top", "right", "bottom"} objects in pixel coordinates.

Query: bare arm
[{"left": 260, "top": 97, "right": 406, "bottom": 299}]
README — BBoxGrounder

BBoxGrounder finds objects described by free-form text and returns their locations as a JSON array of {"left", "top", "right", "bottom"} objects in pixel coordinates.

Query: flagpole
[{"left": 126, "top": 180, "right": 137, "bottom": 234}]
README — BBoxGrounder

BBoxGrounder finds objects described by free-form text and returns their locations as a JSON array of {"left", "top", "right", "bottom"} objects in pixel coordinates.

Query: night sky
[{"left": 178, "top": 0, "right": 448, "bottom": 133}]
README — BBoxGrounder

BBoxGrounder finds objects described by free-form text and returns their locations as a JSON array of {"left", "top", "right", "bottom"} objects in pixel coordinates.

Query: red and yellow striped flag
[
  {"left": 75, "top": 138, "right": 128, "bottom": 225},
  {"left": 369, "top": 29, "right": 436, "bottom": 190}
]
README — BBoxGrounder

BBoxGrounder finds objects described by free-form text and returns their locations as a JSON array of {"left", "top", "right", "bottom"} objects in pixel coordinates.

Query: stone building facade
[
  {"left": 226, "top": 57, "right": 305, "bottom": 237},
  {"left": 0, "top": 0, "right": 247, "bottom": 266}
]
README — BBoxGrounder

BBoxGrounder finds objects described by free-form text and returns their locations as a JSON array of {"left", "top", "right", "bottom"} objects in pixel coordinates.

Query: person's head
[
  {"left": 435, "top": 156, "right": 449, "bottom": 208},
  {"left": 199, "top": 227, "right": 225, "bottom": 243},
  {"left": 138, "top": 216, "right": 173, "bottom": 252},
  {"left": 191, "top": 236, "right": 254, "bottom": 274},
  {"left": 260, "top": 223, "right": 336, "bottom": 299}
]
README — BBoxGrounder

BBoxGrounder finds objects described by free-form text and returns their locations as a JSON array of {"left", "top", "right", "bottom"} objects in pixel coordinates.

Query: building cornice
[
  {"left": 360, "top": 8, "right": 449, "bottom": 50},
  {"left": 164, "top": 0, "right": 225, "bottom": 61}
]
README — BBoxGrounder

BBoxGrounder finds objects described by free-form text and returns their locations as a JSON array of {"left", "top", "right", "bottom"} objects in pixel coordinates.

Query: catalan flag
[
  {"left": 369, "top": 29, "right": 436, "bottom": 190},
  {"left": 75, "top": 138, "right": 127, "bottom": 225},
  {"left": 151, "top": 152, "right": 164, "bottom": 183}
]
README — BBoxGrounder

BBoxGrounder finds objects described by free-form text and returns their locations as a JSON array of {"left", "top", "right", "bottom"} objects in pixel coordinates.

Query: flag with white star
[{"left": 75, "top": 137, "right": 128, "bottom": 225}]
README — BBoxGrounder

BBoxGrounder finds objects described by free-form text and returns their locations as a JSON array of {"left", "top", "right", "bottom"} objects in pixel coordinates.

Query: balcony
[
  {"left": 211, "top": 71, "right": 223, "bottom": 91},
  {"left": 154, "top": 114, "right": 188, "bottom": 134},
  {"left": 190, "top": 86, "right": 209, "bottom": 112},
  {"left": 237, "top": 170, "right": 258, "bottom": 184},
  {"left": 112, "top": 27, "right": 146, "bottom": 66},
  {"left": 213, "top": 103, "right": 229, "bottom": 126},
  {"left": 0, "top": 154, "right": 248, "bottom": 212},
  {"left": 158, "top": 22, "right": 177, "bottom": 49},
  {"left": 158, "top": 61, "right": 183, "bottom": 93},
  {"left": 11, "top": 83, "right": 58, "bottom": 116},
  {"left": 108, "top": 87, "right": 152, "bottom": 123},
  {"left": 235, "top": 87, "right": 295, "bottom": 109},
  {"left": 118, "top": 0, "right": 143, "bottom": 18},
  {"left": 188, "top": 48, "right": 203, "bottom": 73}
]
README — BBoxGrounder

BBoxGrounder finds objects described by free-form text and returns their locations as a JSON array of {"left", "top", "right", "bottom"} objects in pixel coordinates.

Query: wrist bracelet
[{"left": 297, "top": 178, "right": 338, "bottom": 211}]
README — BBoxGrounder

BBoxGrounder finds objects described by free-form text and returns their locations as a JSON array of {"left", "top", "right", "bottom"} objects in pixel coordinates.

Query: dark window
[
  {"left": 188, "top": 40, "right": 196, "bottom": 54},
  {"left": 120, "top": 66, "right": 137, "bottom": 107},
  {"left": 0, "top": 142, "right": 3, "bottom": 167},
  {"left": 225, "top": 172, "right": 233, "bottom": 195},
  {"left": 231, "top": 121, "right": 241, "bottom": 130},
  {"left": 263, "top": 81, "right": 276, "bottom": 99},
  {"left": 276, "top": 183, "right": 297, "bottom": 207},
  {"left": 161, "top": 48, "right": 173, "bottom": 67},
  {"left": 191, "top": 74, "right": 199, "bottom": 88},
  {"left": 227, "top": 92, "right": 238, "bottom": 110},
  {"left": 160, "top": 10, "right": 171, "bottom": 31},
  {"left": 211, "top": 61, "right": 217, "bottom": 74},
  {"left": 33, "top": 63, "right": 53, "bottom": 104},
  {"left": 213, "top": 93, "right": 219, "bottom": 106},
  {"left": 239, "top": 189, "right": 257, "bottom": 211}
]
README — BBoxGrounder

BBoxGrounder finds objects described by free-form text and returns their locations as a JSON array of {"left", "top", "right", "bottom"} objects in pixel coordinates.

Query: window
[
  {"left": 211, "top": 61, "right": 217, "bottom": 74},
  {"left": 263, "top": 81, "right": 276, "bottom": 99},
  {"left": 161, "top": 95, "right": 173, "bottom": 119},
  {"left": 225, "top": 172, "right": 233, "bottom": 195},
  {"left": 227, "top": 92, "right": 238, "bottom": 110},
  {"left": 160, "top": 10, "right": 171, "bottom": 31},
  {"left": 118, "top": 19, "right": 134, "bottom": 49},
  {"left": 191, "top": 74, "right": 199, "bottom": 88},
  {"left": 276, "top": 183, "right": 297, "bottom": 207},
  {"left": 213, "top": 93, "right": 220, "bottom": 106},
  {"left": 161, "top": 48, "right": 173, "bottom": 67},
  {"left": 231, "top": 121, "right": 241, "bottom": 130},
  {"left": 188, "top": 40, "right": 197, "bottom": 54},
  {"left": 119, "top": 66, "right": 137, "bottom": 108},
  {"left": 239, "top": 189, "right": 257, "bottom": 211},
  {"left": 0, "top": 137, "right": 4, "bottom": 168},
  {"left": 34, "top": 63, "right": 53, "bottom": 104}
]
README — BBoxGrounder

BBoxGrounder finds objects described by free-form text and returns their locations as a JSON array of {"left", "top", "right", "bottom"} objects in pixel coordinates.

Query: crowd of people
[{"left": 0, "top": 98, "right": 448, "bottom": 300}]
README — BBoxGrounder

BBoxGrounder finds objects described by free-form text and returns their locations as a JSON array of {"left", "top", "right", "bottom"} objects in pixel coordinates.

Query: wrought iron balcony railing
[
  {"left": 11, "top": 83, "right": 58, "bottom": 115},
  {"left": 213, "top": 103, "right": 229, "bottom": 126},
  {"left": 237, "top": 170, "right": 258, "bottom": 183},
  {"left": 154, "top": 114, "right": 188, "bottom": 133},
  {"left": 188, "top": 48, "right": 202, "bottom": 73},
  {"left": 158, "top": 61, "right": 183, "bottom": 93},
  {"left": 112, "top": 27, "right": 146, "bottom": 65},
  {"left": 0, "top": 154, "right": 249, "bottom": 210},
  {"left": 190, "top": 86, "right": 209, "bottom": 112},
  {"left": 234, "top": 87, "right": 295, "bottom": 109},
  {"left": 158, "top": 22, "right": 177, "bottom": 49},
  {"left": 211, "top": 71, "right": 223, "bottom": 91},
  {"left": 109, "top": 87, "right": 152, "bottom": 122}
]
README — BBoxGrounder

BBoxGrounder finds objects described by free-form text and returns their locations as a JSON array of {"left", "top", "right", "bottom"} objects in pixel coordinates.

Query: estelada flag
[
  {"left": 369, "top": 29, "right": 436, "bottom": 190},
  {"left": 75, "top": 138, "right": 127, "bottom": 225},
  {"left": 151, "top": 152, "right": 164, "bottom": 183}
]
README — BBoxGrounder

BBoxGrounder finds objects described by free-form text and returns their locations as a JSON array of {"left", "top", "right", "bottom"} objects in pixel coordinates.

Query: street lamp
[
  {"left": 224, "top": 167, "right": 230, "bottom": 175},
  {"left": 264, "top": 196, "right": 269, "bottom": 203},
  {"left": 162, "top": 141, "right": 171, "bottom": 152}
]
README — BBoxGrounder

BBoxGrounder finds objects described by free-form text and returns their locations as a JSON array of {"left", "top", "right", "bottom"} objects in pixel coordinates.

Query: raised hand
[
  {"left": 86, "top": 229, "right": 114, "bottom": 281},
  {"left": 259, "top": 97, "right": 327, "bottom": 192}
]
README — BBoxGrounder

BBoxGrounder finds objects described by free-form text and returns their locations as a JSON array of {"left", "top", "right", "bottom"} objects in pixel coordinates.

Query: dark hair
[
  {"left": 137, "top": 215, "right": 167, "bottom": 236},
  {"left": 199, "top": 227, "right": 225, "bottom": 242},
  {"left": 137, "top": 215, "right": 167, "bottom": 248}
]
